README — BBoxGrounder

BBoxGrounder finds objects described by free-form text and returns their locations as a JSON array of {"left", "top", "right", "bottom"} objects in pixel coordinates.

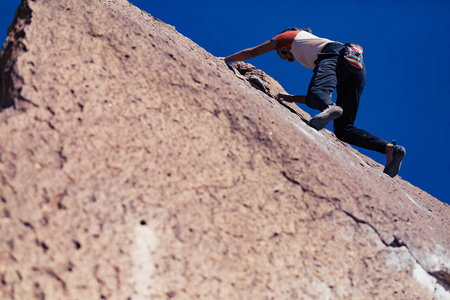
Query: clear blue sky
[{"left": 1, "top": 1, "right": 449, "bottom": 204}]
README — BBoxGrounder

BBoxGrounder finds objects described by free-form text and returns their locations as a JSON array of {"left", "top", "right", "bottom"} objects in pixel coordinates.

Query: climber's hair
[
  {"left": 279, "top": 27, "right": 312, "bottom": 34},
  {"left": 275, "top": 27, "right": 312, "bottom": 62}
]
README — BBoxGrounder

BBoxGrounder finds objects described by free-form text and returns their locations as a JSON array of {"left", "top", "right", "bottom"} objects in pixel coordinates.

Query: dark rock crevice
[
  {"left": 281, "top": 170, "right": 450, "bottom": 292},
  {"left": 433, "top": 272, "right": 450, "bottom": 291},
  {"left": 0, "top": 0, "right": 32, "bottom": 110},
  {"left": 343, "top": 210, "right": 450, "bottom": 291}
]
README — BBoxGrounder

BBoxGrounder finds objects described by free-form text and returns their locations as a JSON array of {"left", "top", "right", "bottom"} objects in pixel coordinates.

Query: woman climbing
[{"left": 221, "top": 27, "right": 406, "bottom": 178}]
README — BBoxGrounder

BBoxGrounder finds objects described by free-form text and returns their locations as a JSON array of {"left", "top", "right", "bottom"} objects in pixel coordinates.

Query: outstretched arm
[{"left": 222, "top": 40, "right": 277, "bottom": 64}]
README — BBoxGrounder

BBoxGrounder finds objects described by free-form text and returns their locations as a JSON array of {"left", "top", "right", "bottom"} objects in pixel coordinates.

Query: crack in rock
[
  {"left": 343, "top": 210, "right": 450, "bottom": 295},
  {"left": 0, "top": 0, "right": 32, "bottom": 109}
]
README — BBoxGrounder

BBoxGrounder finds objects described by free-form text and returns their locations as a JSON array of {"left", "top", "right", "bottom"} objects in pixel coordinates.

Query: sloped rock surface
[
  {"left": 229, "top": 61, "right": 285, "bottom": 98},
  {"left": 0, "top": 0, "right": 449, "bottom": 299}
]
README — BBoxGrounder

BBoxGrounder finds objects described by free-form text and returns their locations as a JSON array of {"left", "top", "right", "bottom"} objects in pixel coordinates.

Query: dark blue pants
[{"left": 305, "top": 43, "right": 388, "bottom": 154}]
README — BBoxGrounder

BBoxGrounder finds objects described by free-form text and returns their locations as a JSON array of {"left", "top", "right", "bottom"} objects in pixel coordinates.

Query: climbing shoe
[
  {"left": 308, "top": 105, "right": 343, "bottom": 131},
  {"left": 383, "top": 140, "right": 406, "bottom": 178}
]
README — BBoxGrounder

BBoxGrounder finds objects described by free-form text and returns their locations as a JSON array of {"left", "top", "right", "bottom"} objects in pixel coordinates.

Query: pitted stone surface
[{"left": 0, "top": 1, "right": 449, "bottom": 299}]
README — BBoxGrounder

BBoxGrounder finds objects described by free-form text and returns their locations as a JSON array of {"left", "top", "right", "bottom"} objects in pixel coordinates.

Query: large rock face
[{"left": 0, "top": 0, "right": 449, "bottom": 299}]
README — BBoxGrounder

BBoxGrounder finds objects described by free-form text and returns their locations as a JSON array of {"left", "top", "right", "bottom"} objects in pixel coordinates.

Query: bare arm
[
  {"left": 223, "top": 40, "right": 277, "bottom": 64},
  {"left": 276, "top": 93, "right": 306, "bottom": 104}
]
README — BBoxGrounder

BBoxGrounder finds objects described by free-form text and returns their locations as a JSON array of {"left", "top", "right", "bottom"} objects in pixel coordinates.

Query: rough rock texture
[
  {"left": 0, "top": 0, "right": 449, "bottom": 299},
  {"left": 229, "top": 61, "right": 286, "bottom": 98}
]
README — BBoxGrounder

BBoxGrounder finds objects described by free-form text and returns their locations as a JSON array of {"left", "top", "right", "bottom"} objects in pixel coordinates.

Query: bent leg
[{"left": 305, "top": 56, "right": 338, "bottom": 111}]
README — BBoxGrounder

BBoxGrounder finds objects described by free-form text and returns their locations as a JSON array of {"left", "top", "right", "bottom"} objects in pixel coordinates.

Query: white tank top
[{"left": 290, "top": 31, "right": 334, "bottom": 69}]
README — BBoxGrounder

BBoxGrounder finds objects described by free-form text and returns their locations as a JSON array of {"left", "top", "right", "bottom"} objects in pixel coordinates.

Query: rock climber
[{"left": 221, "top": 27, "right": 406, "bottom": 178}]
